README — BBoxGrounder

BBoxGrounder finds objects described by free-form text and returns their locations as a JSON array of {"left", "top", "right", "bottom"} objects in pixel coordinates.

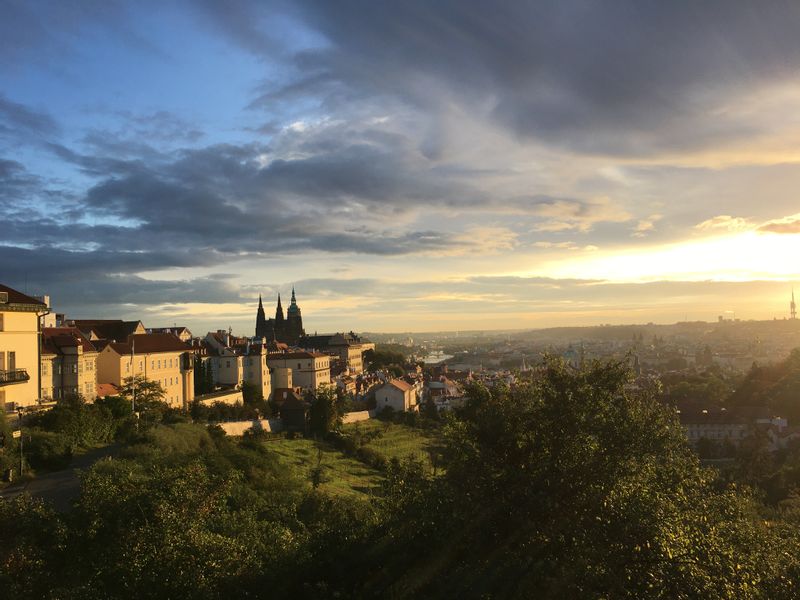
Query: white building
[{"left": 375, "top": 378, "right": 417, "bottom": 412}]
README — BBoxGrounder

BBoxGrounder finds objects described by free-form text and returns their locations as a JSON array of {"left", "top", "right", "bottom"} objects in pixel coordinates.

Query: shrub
[{"left": 26, "top": 430, "right": 73, "bottom": 471}]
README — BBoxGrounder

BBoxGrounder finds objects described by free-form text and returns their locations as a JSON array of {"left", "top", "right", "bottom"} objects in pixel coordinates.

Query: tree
[
  {"left": 357, "top": 357, "right": 798, "bottom": 598},
  {"left": 308, "top": 386, "right": 341, "bottom": 437},
  {"left": 118, "top": 375, "right": 166, "bottom": 408}
]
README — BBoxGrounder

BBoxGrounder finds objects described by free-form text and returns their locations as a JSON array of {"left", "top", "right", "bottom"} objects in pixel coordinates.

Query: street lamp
[{"left": 16, "top": 407, "right": 24, "bottom": 476}]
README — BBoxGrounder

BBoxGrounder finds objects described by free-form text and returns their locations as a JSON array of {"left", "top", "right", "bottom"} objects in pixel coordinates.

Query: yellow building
[
  {"left": 268, "top": 351, "right": 331, "bottom": 392},
  {"left": 41, "top": 327, "right": 99, "bottom": 402},
  {"left": 203, "top": 333, "right": 271, "bottom": 399},
  {"left": 97, "top": 333, "right": 195, "bottom": 409},
  {"left": 0, "top": 284, "right": 48, "bottom": 410}
]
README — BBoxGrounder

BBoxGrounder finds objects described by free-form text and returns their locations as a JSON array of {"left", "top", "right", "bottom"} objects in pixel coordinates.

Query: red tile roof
[
  {"left": 387, "top": 378, "right": 413, "bottom": 392},
  {"left": 42, "top": 327, "right": 97, "bottom": 354},
  {"left": 106, "top": 333, "right": 191, "bottom": 355}
]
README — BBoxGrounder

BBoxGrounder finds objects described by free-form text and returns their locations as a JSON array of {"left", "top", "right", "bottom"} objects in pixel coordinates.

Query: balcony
[{"left": 0, "top": 369, "right": 30, "bottom": 386}]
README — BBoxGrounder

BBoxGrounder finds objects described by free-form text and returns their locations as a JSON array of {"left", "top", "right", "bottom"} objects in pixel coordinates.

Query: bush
[{"left": 26, "top": 430, "right": 73, "bottom": 471}]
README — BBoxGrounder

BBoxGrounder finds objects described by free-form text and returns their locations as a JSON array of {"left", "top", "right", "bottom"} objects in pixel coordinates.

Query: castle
[{"left": 255, "top": 288, "right": 306, "bottom": 344}]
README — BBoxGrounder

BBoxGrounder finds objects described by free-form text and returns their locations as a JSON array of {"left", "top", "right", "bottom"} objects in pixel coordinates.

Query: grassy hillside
[
  {"left": 264, "top": 437, "right": 383, "bottom": 497},
  {"left": 342, "top": 420, "right": 444, "bottom": 473}
]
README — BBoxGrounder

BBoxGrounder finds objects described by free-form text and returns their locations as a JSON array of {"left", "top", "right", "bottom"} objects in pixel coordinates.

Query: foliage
[
  {"left": 308, "top": 386, "right": 343, "bottom": 437},
  {"left": 25, "top": 430, "right": 73, "bottom": 470},
  {"left": 118, "top": 375, "right": 167, "bottom": 408},
  {"left": 364, "top": 348, "right": 407, "bottom": 373}
]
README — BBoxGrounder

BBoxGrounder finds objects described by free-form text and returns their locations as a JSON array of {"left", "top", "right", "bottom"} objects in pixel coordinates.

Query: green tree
[
  {"left": 308, "top": 386, "right": 341, "bottom": 437},
  {"left": 119, "top": 375, "right": 166, "bottom": 408},
  {"left": 358, "top": 357, "right": 799, "bottom": 598}
]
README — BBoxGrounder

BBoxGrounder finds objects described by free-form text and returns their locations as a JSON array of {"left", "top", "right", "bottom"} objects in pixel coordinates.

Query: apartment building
[
  {"left": 267, "top": 351, "right": 331, "bottom": 392},
  {"left": 97, "top": 333, "right": 194, "bottom": 408},
  {"left": 41, "top": 327, "right": 99, "bottom": 401},
  {"left": 0, "top": 284, "right": 48, "bottom": 410}
]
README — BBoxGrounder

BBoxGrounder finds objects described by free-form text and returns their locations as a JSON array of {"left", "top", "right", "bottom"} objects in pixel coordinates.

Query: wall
[
  {"left": 341, "top": 409, "right": 377, "bottom": 424},
  {"left": 196, "top": 389, "right": 243, "bottom": 406},
  {"left": 217, "top": 418, "right": 283, "bottom": 436}
]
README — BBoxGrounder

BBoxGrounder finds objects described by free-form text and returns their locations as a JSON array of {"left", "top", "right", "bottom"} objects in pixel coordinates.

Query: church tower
[
  {"left": 255, "top": 294, "right": 268, "bottom": 338},
  {"left": 275, "top": 293, "right": 285, "bottom": 324},
  {"left": 792, "top": 287, "right": 797, "bottom": 320},
  {"left": 286, "top": 287, "right": 305, "bottom": 344}
]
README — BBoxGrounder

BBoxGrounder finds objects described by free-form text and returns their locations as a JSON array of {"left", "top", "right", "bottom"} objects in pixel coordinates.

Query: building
[
  {"left": 70, "top": 319, "right": 146, "bottom": 342},
  {"left": 96, "top": 333, "right": 195, "bottom": 408},
  {"left": 148, "top": 326, "right": 193, "bottom": 342},
  {"left": 202, "top": 332, "right": 271, "bottom": 399},
  {"left": 268, "top": 351, "right": 330, "bottom": 392},
  {"left": 41, "top": 327, "right": 99, "bottom": 402},
  {"left": 375, "top": 378, "right": 417, "bottom": 412},
  {"left": 302, "top": 331, "right": 375, "bottom": 375},
  {"left": 255, "top": 288, "right": 305, "bottom": 345},
  {"left": 0, "top": 284, "right": 48, "bottom": 410}
]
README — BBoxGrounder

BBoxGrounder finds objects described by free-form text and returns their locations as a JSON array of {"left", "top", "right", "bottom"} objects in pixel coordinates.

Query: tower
[
  {"left": 285, "top": 286, "right": 305, "bottom": 344},
  {"left": 275, "top": 293, "right": 285, "bottom": 324},
  {"left": 792, "top": 287, "right": 797, "bottom": 320},
  {"left": 255, "top": 294, "right": 268, "bottom": 338}
]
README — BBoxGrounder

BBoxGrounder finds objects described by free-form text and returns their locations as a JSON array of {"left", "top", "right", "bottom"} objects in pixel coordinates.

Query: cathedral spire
[
  {"left": 291, "top": 286, "right": 297, "bottom": 305},
  {"left": 275, "top": 293, "right": 285, "bottom": 322}
]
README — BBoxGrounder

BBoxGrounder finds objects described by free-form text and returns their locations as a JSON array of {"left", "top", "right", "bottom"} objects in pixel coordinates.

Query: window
[
  {"left": 0, "top": 314, "right": 3, "bottom": 331},
  {"left": 157, "top": 360, "right": 161, "bottom": 369},
  {"left": 8, "top": 351, "right": 15, "bottom": 371},
  {"left": 226, "top": 360, "right": 231, "bottom": 368},
  {"left": 72, "top": 364, "right": 77, "bottom": 374},
  {"left": 151, "top": 360, "right": 155, "bottom": 370}
]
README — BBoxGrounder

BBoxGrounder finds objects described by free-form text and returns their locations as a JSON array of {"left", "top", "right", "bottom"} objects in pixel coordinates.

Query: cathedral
[{"left": 255, "top": 288, "right": 306, "bottom": 344}]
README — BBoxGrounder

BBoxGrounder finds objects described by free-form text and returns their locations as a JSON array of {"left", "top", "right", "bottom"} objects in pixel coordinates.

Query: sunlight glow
[{"left": 537, "top": 231, "right": 800, "bottom": 282}]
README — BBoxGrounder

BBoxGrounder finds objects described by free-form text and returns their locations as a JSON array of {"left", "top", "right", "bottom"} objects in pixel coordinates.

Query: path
[{"left": 0, "top": 444, "right": 119, "bottom": 511}]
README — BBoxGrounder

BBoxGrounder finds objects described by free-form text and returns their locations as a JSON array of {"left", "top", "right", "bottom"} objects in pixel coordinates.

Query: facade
[
  {"left": 0, "top": 284, "right": 48, "bottom": 410},
  {"left": 268, "top": 351, "right": 330, "bottom": 392},
  {"left": 255, "top": 288, "right": 305, "bottom": 344},
  {"left": 41, "top": 327, "right": 99, "bottom": 402},
  {"left": 301, "top": 331, "right": 375, "bottom": 375},
  {"left": 96, "top": 333, "right": 194, "bottom": 408},
  {"left": 375, "top": 379, "right": 417, "bottom": 412},
  {"left": 202, "top": 333, "right": 272, "bottom": 399}
]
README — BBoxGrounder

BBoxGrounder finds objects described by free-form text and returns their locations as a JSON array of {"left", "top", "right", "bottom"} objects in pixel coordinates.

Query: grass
[
  {"left": 264, "top": 436, "right": 383, "bottom": 498},
  {"left": 342, "top": 420, "right": 444, "bottom": 473}
]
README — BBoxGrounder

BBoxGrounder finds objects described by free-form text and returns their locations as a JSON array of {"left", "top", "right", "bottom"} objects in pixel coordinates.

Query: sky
[{"left": 2, "top": 0, "right": 800, "bottom": 335}]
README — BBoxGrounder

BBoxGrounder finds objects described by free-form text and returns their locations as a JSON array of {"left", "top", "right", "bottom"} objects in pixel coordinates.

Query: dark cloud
[
  {"left": 0, "top": 94, "right": 60, "bottom": 140},
  {"left": 212, "top": 1, "right": 800, "bottom": 156}
]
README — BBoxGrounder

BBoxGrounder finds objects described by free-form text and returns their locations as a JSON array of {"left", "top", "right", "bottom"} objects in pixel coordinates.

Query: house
[
  {"left": 0, "top": 284, "right": 48, "bottom": 410},
  {"left": 69, "top": 319, "right": 145, "bottom": 342},
  {"left": 41, "top": 327, "right": 99, "bottom": 402},
  {"left": 268, "top": 351, "right": 331, "bottom": 392},
  {"left": 148, "top": 326, "right": 193, "bottom": 342},
  {"left": 375, "top": 378, "right": 417, "bottom": 412},
  {"left": 96, "top": 333, "right": 194, "bottom": 408},
  {"left": 275, "top": 388, "right": 309, "bottom": 433},
  {"left": 202, "top": 333, "right": 271, "bottom": 399}
]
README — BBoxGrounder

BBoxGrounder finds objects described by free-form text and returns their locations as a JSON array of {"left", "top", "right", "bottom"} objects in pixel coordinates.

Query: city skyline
[{"left": 4, "top": 2, "right": 800, "bottom": 333}]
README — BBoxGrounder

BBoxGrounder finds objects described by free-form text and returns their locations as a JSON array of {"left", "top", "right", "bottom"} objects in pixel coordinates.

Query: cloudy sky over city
[{"left": 3, "top": 1, "right": 800, "bottom": 333}]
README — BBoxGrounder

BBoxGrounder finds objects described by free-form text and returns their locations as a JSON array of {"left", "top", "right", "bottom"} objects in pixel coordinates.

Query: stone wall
[{"left": 217, "top": 418, "right": 283, "bottom": 436}]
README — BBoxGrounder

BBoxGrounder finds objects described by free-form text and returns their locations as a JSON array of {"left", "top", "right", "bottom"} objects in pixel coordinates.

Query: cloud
[
  {"left": 0, "top": 94, "right": 60, "bottom": 141},
  {"left": 632, "top": 214, "right": 663, "bottom": 237},
  {"left": 758, "top": 213, "right": 800, "bottom": 234},
  {"left": 695, "top": 215, "right": 753, "bottom": 232},
  {"left": 202, "top": 1, "right": 800, "bottom": 158}
]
